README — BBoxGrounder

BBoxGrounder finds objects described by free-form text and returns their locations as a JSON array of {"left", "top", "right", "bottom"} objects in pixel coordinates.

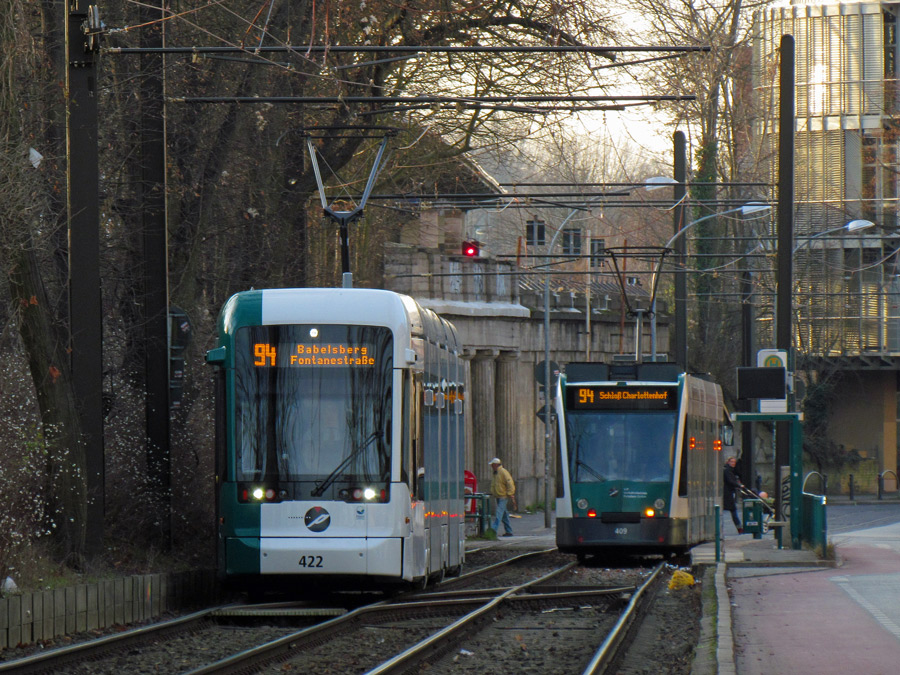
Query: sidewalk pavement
[
  {"left": 465, "top": 509, "right": 557, "bottom": 551},
  {"left": 690, "top": 531, "right": 834, "bottom": 675},
  {"left": 692, "top": 494, "right": 900, "bottom": 675}
]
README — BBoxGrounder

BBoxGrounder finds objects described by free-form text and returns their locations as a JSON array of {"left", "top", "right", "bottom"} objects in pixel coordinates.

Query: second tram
[{"left": 555, "top": 361, "right": 727, "bottom": 556}]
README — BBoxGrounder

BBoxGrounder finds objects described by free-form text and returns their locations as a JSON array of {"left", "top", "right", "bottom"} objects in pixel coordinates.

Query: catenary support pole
[
  {"left": 775, "top": 34, "right": 795, "bottom": 534},
  {"left": 141, "top": 0, "right": 172, "bottom": 547},
  {"left": 67, "top": 0, "right": 104, "bottom": 556},
  {"left": 673, "top": 132, "right": 687, "bottom": 369}
]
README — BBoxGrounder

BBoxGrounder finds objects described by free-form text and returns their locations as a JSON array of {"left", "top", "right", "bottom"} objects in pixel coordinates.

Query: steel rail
[
  {"left": 415, "top": 582, "right": 634, "bottom": 601},
  {"left": 581, "top": 562, "right": 666, "bottom": 675},
  {"left": 176, "top": 548, "right": 559, "bottom": 674},
  {"left": 363, "top": 562, "right": 578, "bottom": 674},
  {"left": 180, "top": 599, "right": 448, "bottom": 675},
  {"left": 183, "top": 565, "right": 577, "bottom": 673},
  {"left": 434, "top": 546, "right": 558, "bottom": 590},
  {"left": 0, "top": 607, "right": 219, "bottom": 674}
]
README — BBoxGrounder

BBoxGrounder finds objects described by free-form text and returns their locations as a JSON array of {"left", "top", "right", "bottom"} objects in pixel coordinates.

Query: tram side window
[
  {"left": 678, "top": 419, "right": 690, "bottom": 497},
  {"left": 402, "top": 373, "right": 411, "bottom": 487},
  {"left": 413, "top": 373, "right": 425, "bottom": 499}
]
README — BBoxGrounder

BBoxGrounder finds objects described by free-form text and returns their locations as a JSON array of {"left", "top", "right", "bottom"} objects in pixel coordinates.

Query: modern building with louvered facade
[{"left": 753, "top": 0, "right": 900, "bottom": 489}]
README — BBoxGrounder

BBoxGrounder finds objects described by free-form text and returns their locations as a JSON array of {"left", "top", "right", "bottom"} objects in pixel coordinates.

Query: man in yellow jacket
[{"left": 489, "top": 457, "right": 517, "bottom": 537}]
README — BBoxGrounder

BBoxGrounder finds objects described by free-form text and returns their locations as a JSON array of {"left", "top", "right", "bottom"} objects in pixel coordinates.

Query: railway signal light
[{"left": 461, "top": 240, "right": 480, "bottom": 257}]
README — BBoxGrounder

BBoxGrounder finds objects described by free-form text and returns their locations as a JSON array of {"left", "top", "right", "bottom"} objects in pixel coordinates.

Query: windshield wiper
[
  {"left": 312, "top": 431, "right": 383, "bottom": 497},
  {"left": 576, "top": 458, "right": 605, "bottom": 482}
]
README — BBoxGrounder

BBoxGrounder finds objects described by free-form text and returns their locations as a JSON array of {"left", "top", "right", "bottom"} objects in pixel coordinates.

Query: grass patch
[{"left": 467, "top": 528, "right": 498, "bottom": 541}]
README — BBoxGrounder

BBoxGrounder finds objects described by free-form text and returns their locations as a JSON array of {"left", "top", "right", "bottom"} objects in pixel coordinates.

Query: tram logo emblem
[
  {"left": 608, "top": 488, "right": 620, "bottom": 497},
  {"left": 305, "top": 506, "right": 331, "bottom": 532}
]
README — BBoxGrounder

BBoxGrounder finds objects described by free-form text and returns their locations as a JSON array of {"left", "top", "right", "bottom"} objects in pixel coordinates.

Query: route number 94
[
  {"left": 614, "top": 527, "right": 629, "bottom": 535},
  {"left": 298, "top": 555, "right": 324, "bottom": 568}
]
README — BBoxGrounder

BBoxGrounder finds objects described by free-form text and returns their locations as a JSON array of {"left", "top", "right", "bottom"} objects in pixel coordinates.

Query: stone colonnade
[{"left": 468, "top": 349, "right": 521, "bottom": 501}]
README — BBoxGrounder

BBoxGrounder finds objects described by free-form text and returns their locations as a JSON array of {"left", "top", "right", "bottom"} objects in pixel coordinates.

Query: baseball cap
[{"left": 489, "top": 457, "right": 501, "bottom": 465}]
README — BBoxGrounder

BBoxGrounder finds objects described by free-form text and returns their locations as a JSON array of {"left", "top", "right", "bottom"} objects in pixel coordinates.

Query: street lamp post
[
  {"left": 792, "top": 219, "right": 875, "bottom": 253},
  {"left": 648, "top": 203, "right": 772, "bottom": 358},
  {"left": 542, "top": 208, "right": 582, "bottom": 527}
]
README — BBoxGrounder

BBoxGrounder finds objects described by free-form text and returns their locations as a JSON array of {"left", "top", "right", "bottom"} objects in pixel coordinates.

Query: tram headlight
[
  {"left": 363, "top": 487, "right": 377, "bottom": 501},
  {"left": 238, "top": 484, "right": 282, "bottom": 503},
  {"left": 644, "top": 507, "right": 656, "bottom": 518},
  {"left": 576, "top": 498, "right": 589, "bottom": 510}
]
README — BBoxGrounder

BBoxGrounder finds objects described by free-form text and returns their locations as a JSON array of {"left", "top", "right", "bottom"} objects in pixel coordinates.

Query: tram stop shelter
[{"left": 730, "top": 411, "right": 823, "bottom": 551}]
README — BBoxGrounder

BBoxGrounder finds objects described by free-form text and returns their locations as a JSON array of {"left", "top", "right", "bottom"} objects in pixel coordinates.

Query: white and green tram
[
  {"left": 207, "top": 288, "right": 468, "bottom": 591},
  {"left": 555, "top": 362, "right": 726, "bottom": 557}
]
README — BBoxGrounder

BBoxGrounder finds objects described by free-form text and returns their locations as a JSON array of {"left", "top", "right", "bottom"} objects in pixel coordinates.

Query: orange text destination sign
[
  {"left": 253, "top": 343, "right": 376, "bottom": 367},
  {"left": 568, "top": 385, "right": 677, "bottom": 411}
]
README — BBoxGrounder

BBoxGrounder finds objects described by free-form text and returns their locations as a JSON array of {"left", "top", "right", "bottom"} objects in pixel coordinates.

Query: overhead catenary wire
[{"left": 107, "top": 45, "right": 712, "bottom": 55}]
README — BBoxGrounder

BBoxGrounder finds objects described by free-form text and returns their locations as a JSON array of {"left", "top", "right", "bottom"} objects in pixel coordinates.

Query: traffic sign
[
  {"left": 534, "top": 360, "right": 560, "bottom": 387},
  {"left": 757, "top": 349, "right": 788, "bottom": 413},
  {"left": 536, "top": 404, "right": 557, "bottom": 424}
]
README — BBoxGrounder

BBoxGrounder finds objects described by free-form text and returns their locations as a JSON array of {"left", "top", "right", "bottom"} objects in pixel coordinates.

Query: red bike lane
[{"left": 730, "top": 541, "right": 900, "bottom": 675}]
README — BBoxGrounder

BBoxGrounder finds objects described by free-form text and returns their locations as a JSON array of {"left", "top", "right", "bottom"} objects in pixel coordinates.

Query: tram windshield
[
  {"left": 234, "top": 325, "right": 393, "bottom": 495},
  {"left": 565, "top": 410, "right": 676, "bottom": 483}
]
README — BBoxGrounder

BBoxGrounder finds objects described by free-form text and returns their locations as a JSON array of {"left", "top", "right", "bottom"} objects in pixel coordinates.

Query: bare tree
[
  {"left": 0, "top": 0, "right": 86, "bottom": 565},
  {"left": 617, "top": 0, "right": 771, "bottom": 386}
]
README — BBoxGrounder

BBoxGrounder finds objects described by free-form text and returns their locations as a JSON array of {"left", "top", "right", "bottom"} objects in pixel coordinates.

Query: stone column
[
  {"left": 495, "top": 351, "right": 521, "bottom": 488},
  {"left": 471, "top": 349, "right": 498, "bottom": 493}
]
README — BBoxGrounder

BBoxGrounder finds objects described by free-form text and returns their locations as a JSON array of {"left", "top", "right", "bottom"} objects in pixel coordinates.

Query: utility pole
[
  {"left": 740, "top": 263, "right": 756, "bottom": 488},
  {"left": 775, "top": 35, "right": 795, "bottom": 527},
  {"left": 140, "top": 1, "right": 171, "bottom": 544},
  {"left": 673, "top": 132, "right": 687, "bottom": 369},
  {"left": 67, "top": 1, "right": 103, "bottom": 555}
]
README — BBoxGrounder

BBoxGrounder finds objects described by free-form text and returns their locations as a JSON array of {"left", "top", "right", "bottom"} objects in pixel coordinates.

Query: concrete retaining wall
[{"left": 0, "top": 569, "right": 215, "bottom": 650}]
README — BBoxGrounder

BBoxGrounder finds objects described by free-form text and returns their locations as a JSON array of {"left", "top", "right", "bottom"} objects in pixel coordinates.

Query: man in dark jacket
[{"left": 723, "top": 456, "right": 744, "bottom": 534}]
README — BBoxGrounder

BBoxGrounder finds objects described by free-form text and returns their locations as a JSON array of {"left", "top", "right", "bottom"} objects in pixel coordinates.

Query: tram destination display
[{"left": 567, "top": 386, "right": 677, "bottom": 410}]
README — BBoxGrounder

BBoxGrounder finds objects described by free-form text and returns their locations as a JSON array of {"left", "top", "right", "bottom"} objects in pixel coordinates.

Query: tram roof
[{"left": 564, "top": 361, "right": 683, "bottom": 384}]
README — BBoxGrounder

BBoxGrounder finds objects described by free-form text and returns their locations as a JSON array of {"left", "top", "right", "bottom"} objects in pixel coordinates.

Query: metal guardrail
[
  {"left": 465, "top": 492, "right": 491, "bottom": 534},
  {"left": 878, "top": 470, "right": 899, "bottom": 500},
  {"left": 802, "top": 471, "right": 827, "bottom": 496}
]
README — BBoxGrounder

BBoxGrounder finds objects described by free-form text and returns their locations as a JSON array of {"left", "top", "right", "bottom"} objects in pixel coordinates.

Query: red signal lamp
[{"left": 461, "top": 240, "right": 480, "bottom": 257}]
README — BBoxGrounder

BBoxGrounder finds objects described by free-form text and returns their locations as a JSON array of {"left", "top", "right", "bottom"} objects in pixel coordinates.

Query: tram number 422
[{"left": 298, "top": 555, "right": 324, "bottom": 568}]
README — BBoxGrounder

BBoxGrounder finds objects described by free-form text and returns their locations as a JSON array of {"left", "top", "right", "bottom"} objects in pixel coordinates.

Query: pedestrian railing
[{"left": 878, "top": 470, "right": 899, "bottom": 500}]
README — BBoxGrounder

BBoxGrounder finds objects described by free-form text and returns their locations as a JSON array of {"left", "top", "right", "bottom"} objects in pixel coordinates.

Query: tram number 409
[
  {"left": 298, "top": 555, "right": 324, "bottom": 568},
  {"left": 614, "top": 527, "right": 629, "bottom": 535}
]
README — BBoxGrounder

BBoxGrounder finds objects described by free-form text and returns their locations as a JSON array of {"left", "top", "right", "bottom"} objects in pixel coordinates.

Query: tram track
[
  {"left": 0, "top": 550, "right": 676, "bottom": 675},
  {"left": 0, "top": 548, "right": 566, "bottom": 674}
]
